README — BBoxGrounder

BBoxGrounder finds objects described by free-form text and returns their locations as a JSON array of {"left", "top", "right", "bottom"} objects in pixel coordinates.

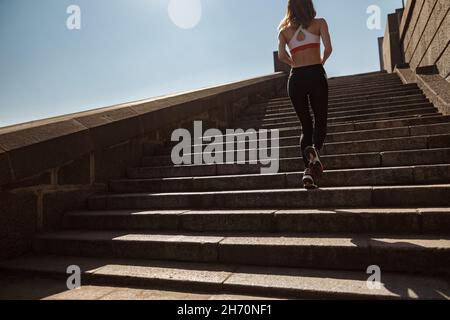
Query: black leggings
[{"left": 287, "top": 64, "right": 329, "bottom": 168}]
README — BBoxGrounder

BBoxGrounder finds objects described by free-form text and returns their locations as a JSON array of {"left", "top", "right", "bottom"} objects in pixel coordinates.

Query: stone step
[
  {"left": 327, "top": 88, "right": 422, "bottom": 104},
  {"left": 263, "top": 93, "right": 427, "bottom": 112},
  {"left": 248, "top": 97, "right": 431, "bottom": 118},
  {"left": 32, "top": 231, "right": 450, "bottom": 274},
  {"left": 326, "top": 72, "right": 399, "bottom": 83},
  {"left": 244, "top": 98, "right": 431, "bottom": 120},
  {"left": 149, "top": 133, "right": 450, "bottom": 166},
  {"left": 63, "top": 207, "right": 450, "bottom": 234},
  {"left": 326, "top": 83, "right": 418, "bottom": 99},
  {"left": 247, "top": 101, "right": 433, "bottom": 121},
  {"left": 184, "top": 122, "right": 450, "bottom": 150},
  {"left": 2, "top": 255, "right": 448, "bottom": 299},
  {"left": 253, "top": 99, "right": 431, "bottom": 120},
  {"left": 88, "top": 184, "right": 450, "bottom": 210},
  {"left": 327, "top": 76, "right": 402, "bottom": 88},
  {"left": 327, "top": 77, "right": 402, "bottom": 88},
  {"left": 159, "top": 120, "right": 450, "bottom": 157},
  {"left": 240, "top": 102, "right": 435, "bottom": 125},
  {"left": 306, "top": 77, "right": 402, "bottom": 91},
  {"left": 111, "top": 164, "right": 450, "bottom": 193},
  {"left": 254, "top": 110, "right": 440, "bottom": 130},
  {"left": 144, "top": 115, "right": 450, "bottom": 160},
  {"left": 236, "top": 107, "right": 439, "bottom": 129},
  {"left": 139, "top": 147, "right": 450, "bottom": 177}
]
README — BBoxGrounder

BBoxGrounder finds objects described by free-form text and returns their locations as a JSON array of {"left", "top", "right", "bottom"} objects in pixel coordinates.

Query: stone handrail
[{"left": 0, "top": 72, "right": 287, "bottom": 188}]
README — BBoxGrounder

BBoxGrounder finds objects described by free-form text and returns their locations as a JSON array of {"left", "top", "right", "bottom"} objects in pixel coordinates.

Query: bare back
[{"left": 279, "top": 18, "right": 332, "bottom": 68}]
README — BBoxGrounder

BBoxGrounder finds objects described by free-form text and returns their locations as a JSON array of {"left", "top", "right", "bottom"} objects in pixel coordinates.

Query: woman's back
[{"left": 280, "top": 19, "right": 325, "bottom": 67}]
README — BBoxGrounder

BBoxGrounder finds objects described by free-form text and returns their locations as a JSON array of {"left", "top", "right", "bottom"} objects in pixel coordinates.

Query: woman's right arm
[
  {"left": 278, "top": 31, "right": 294, "bottom": 66},
  {"left": 320, "top": 18, "right": 333, "bottom": 65}
]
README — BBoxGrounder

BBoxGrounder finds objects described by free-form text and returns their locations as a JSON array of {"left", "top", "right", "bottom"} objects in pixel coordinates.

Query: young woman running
[{"left": 277, "top": 0, "right": 333, "bottom": 189}]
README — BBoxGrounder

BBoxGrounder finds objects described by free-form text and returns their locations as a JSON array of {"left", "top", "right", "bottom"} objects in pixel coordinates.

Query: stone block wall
[
  {"left": 400, "top": 0, "right": 450, "bottom": 81},
  {"left": 381, "top": 0, "right": 449, "bottom": 80}
]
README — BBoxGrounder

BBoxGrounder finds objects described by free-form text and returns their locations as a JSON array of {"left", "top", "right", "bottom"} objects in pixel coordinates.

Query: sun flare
[{"left": 168, "top": 0, "right": 202, "bottom": 29}]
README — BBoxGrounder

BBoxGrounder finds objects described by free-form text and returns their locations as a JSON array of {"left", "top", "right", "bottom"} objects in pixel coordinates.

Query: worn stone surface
[
  {"left": 64, "top": 210, "right": 186, "bottom": 231},
  {"left": 0, "top": 191, "right": 37, "bottom": 261},
  {"left": 0, "top": 148, "right": 12, "bottom": 186},
  {"left": 420, "top": 208, "right": 450, "bottom": 233},
  {"left": 225, "top": 265, "right": 450, "bottom": 299},
  {"left": 1, "top": 255, "right": 449, "bottom": 299},
  {"left": 0, "top": 120, "right": 92, "bottom": 181},
  {"left": 42, "top": 188, "right": 100, "bottom": 231},
  {"left": 58, "top": 155, "right": 91, "bottom": 186},
  {"left": 36, "top": 231, "right": 223, "bottom": 262}
]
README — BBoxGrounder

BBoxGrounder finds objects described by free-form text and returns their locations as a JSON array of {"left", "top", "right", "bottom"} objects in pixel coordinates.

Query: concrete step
[
  {"left": 159, "top": 120, "right": 450, "bottom": 157},
  {"left": 303, "top": 77, "right": 401, "bottom": 91},
  {"left": 139, "top": 147, "right": 450, "bottom": 177},
  {"left": 88, "top": 184, "right": 450, "bottom": 210},
  {"left": 146, "top": 115, "right": 450, "bottom": 158},
  {"left": 247, "top": 97, "right": 431, "bottom": 119},
  {"left": 328, "top": 73, "right": 399, "bottom": 82},
  {"left": 63, "top": 207, "right": 450, "bottom": 234},
  {"left": 330, "top": 82, "right": 420, "bottom": 97},
  {"left": 189, "top": 122, "right": 450, "bottom": 150},
  {"left": 327, "top": 88, "right": 422, "bottom": 105},
  {"left": 326, "top": 83, "right": 418, "bottom": 99},
  {"left": 244, "top": 98, "right": 432, "bottom": 120},
  {"left": 237, "top": 107, "right": 439, "bottom": 129},
  {"left": 239, "top": 103, "right": 437, "bottom": 125},
  {"left": 111, "top": 164, "right": 450, "bottom": 193},
  {"left": 149, "top": 133, "right": 450, "bottom": 166},
  {"left": 1, "top": 255, "right": 448, "bottom": 299},
  {"left": 328, "top": 76, "right": 402, "bottom": 88},
  {"left": 263, "top": 93, "right": 427, "bottom": 112},
  {"left": 253, "top": 110, "right": 440, "bottom": 130},
  {"left": 328, "top": 86, "right": 423, "bottom": 103},
  {"left": 31, "top": 231, "right": 450, "bottom": 274},
  {"left": 240, "top": 102, "right": 435, "bottom": 125},
  {"left": 327, "top": 77, "right": 402, "bottom": 88}
]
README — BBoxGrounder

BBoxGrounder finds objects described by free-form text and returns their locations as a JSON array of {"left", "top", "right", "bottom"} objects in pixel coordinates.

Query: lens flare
[{"left": 168, "top": 0, "right": 202, "bottom": 29}]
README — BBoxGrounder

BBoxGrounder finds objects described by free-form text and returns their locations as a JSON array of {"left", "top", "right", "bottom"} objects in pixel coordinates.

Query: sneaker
[
  {"left": 305, "top": 146, "right": 324, "bottom": 179},
  {"left": 302, "top": 167, "right": 317, "bottom": 189}
]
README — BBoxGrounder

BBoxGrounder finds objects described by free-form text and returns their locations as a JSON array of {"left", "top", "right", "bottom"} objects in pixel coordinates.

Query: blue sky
[{"left": 0, "top": 0, "right": 404, "bottom": 127}]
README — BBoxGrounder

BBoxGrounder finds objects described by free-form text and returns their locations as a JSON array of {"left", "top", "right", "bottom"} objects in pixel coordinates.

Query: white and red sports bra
[{"left": 287, "top": 25, "right": 321, "bottom": 55}]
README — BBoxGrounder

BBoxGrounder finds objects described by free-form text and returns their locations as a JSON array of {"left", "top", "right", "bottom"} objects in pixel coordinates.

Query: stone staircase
[{"left": 2, "top": 71, "right": 450, "bottom": 299}]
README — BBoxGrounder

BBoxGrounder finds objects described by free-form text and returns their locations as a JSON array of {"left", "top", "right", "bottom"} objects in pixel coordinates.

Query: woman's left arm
[
  {"left": 320, "top": 19, "right": 333, "bottom": 65},
  {"left": 278, "top": 30, "right": 294, "bottom": 66}
]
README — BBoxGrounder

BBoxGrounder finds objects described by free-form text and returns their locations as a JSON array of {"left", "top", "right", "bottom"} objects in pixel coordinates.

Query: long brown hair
[{"left": 278, "top": 0, "right": 317, "bottom": 31}]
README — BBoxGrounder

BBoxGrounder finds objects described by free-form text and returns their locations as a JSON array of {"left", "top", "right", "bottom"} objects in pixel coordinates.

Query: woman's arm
[
  {"left": 278, "top": 30, "right": 294, "bottom": 66},
  {"left": 320, "top": 18, "right": 333, "bottom": 65}
]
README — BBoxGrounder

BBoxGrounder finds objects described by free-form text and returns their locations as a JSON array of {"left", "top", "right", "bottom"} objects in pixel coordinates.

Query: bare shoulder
[
  {"left": 315, "top": 18, "right": 329, "bottom": 28},
  {"left": 279, "top": 26, "right": 295, "bottom": 40}
]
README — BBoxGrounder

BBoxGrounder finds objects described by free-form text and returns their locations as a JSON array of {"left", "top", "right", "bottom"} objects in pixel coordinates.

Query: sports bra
[{"left": 287, "top": 25, "right": 321, "bottom": 55}]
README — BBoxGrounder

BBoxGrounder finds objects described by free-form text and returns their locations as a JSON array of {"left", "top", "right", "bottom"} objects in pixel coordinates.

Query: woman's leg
[
  {"left": 309, "top": 72, "right": 329, "bottom": 153},
  {"left": 288, "top": 74, "right": 314, "bottom": 169}
]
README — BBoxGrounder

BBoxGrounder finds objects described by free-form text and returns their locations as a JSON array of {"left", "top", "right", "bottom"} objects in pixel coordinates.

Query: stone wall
[
  {"left": 380, "top": 0, "right": 450, "bottom": 115},
  {"left": 273, "top": 51, "right": 292, "bottom": 74},
  {"left": 0, "top": 72, "right": 287, "bottom": 261},
  {"left": 400, "top": 0, "right": 450, "bottom": 81},
  {"left": 381, "top": 0, "right": 450, "bottom": 80},
  {"left": 382, "top": 9, "right": 405, "bottom": 73}
]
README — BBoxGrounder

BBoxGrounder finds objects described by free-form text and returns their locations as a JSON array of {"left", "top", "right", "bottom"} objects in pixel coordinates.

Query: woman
[{"left": 277, "top": 0, "right": 332, "bottom": 189}]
